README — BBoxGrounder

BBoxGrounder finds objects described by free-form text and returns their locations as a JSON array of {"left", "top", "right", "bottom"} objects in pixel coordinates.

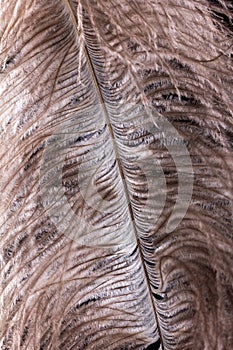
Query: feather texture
[{"left": 0, "top": 1, "right": 233, "bottom": 349}]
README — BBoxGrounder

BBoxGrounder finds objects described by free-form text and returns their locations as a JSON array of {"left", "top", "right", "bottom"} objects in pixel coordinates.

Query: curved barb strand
[
  {"left": 149, "top": 113, "right": 194, "bottom": 233},
  {"left": 39, "top": 103, "right": 193, "bottom": 248}
]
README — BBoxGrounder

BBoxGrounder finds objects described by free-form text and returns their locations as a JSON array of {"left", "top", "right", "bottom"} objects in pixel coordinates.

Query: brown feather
[{"left": 0, "top": 1, "right": 233, "bottom": 349}]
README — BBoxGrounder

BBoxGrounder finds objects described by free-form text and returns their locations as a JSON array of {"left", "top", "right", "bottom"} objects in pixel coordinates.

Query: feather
[{"left": 0, "top": 0, "right": 233, "bottom": 349}]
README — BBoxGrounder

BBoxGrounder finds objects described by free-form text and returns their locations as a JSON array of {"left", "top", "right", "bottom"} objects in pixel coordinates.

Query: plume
[{"left": 0, "top": 0, "right": 233, "bottom": 349}]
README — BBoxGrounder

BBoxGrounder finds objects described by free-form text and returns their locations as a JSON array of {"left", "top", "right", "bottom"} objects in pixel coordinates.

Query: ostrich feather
[{"left": 0, "top": 1, "right": 233, "bottom": 349}]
